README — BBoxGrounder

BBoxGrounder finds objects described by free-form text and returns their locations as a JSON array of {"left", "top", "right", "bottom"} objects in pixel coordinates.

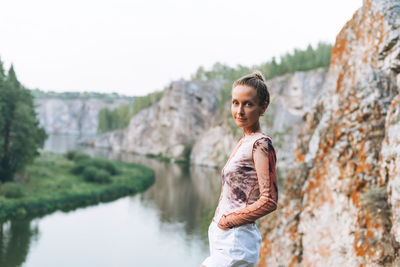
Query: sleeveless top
[{"left": 212, "top": 132, "right": 279, "bottom": 228}]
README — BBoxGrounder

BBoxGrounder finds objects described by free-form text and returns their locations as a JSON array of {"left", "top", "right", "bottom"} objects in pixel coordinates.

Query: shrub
[
  {"left": 70, "top": 158, "right": 120, "bottom": 176},
  {"left": 70, "top": 163, "right": 85, "bottom": 175},
  {"left": 0, "top": 183, "right": 24, "bottom": 198},
  {"left": 83, "top": 166, "right": 112, "bottom": 183},
  {"left": 88, "top": 158, "right": 119, "bottom": 175},
  {"left": 93, "top": 169, "right": 112, "bottom": 183},
  {"left": 82, "top": 166, "right": 97, "bottom": 181},
  {"left": 74, "top": 153, "right": 91, "bottom": 162},
  {"left": 65, "top": 150, "right": 90, "bottom": 162}
]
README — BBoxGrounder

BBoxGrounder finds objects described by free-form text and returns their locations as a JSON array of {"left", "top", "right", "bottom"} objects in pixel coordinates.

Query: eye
[{"left": 246, "top": 103, "right": 253, "bottom": 106}]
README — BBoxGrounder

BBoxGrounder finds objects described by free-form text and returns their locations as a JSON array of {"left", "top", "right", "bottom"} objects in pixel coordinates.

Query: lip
[{"left": 236, "top": 117, "right": 247, "bottom": 122}]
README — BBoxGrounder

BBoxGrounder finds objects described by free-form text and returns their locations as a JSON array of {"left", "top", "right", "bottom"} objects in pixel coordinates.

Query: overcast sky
[{"left": 0, "top": 0, "right": 362, "bottom": 97}]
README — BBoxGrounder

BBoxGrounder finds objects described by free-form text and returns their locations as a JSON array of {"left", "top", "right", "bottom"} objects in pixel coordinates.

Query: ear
[{"left": 261, "top": 102, "right": 268, "bottom": 114}]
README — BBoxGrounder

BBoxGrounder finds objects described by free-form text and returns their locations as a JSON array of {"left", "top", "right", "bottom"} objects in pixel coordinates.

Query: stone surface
[
  {"left": 382, "top": 94, "right": 400, "bottom": 243},
  {"left": 34, "top": 98, "right": 131, "bottom": 136},
  {"left": 81, "top": 80, "right": 223, "bottom": 160},
  {"left": 79, "top": 68, "right": 326, "bottom": 172},
  {"left": 35, "top": 68, "right": 327, "bottom": 172},
  {"left": 258, "top": 0, "right": 400, "bottom": 266}
]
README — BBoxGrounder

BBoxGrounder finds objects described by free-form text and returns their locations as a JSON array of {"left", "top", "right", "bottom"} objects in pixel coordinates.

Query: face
[{"left": 231, "top": 85, "right": 268, "bottom": 130}]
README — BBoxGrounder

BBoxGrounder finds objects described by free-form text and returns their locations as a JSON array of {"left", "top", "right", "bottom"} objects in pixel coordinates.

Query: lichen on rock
[{"left": 258, "top": 0, "right": 400, "bottom": 266}]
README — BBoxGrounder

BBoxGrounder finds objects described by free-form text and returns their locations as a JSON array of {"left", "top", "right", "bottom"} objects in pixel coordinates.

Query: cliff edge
[{"left": 258, "top": 0, "right": 400, "bottom": 266}]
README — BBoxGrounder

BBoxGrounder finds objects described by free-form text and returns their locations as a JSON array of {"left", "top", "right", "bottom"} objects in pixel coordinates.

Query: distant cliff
[
  {"left": 34, "top": 98, "right": 131, "bottom": 136},
  {"left": 79, "top": 69, "right": 327, "bottom": 173},
  {"left": 79, "top": 80, "right": 224, "bottom": 160},
  {"left": 258, "top": 0, "right": 400, "bottom": 266}
]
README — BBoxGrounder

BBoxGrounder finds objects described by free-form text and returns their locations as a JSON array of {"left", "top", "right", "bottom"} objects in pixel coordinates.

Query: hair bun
[
  {"left": 252, "top": 70, "right": 266, "bottom": 82},
  {"left": 232, "top": 70, "right": 270, "bottom": 107}
]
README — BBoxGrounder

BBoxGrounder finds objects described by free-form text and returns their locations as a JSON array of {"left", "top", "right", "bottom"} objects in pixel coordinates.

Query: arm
[{"left": 217, "top": 137, "right": 278, "bottom": 230}]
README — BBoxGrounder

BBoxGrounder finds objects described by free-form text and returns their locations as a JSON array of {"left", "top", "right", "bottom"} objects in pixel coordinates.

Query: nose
[{"left": 238, "top": 104, "right": 245, "bottom": 115}]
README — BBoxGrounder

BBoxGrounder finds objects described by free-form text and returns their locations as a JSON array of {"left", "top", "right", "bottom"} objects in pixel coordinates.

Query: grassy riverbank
[{"left": 0, "top": 151, "right": 155, "bottom": 222}]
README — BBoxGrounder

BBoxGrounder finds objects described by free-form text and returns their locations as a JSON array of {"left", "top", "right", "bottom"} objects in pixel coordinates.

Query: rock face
[
  {"left": 190, "top": 125, "right": 234, "bottom": 168},
  {"left": 81, "top": 69, "right": 327, "bottom": 173},
  {"left": 34, "top": 98, "right": 131, "bottom": 136},
  {"left": 83, "top": 80, "right": 223, "bottom": 160},
  {"left": 258, "top": 0, "right": 400, "bottom": 266},
  {"left": 383, "top": 94, "right": 400, "bottom": 261}
]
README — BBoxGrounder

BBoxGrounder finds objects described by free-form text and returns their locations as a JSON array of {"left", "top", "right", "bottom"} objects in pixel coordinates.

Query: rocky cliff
[
  {"left": 81, "top": 80, "right": 224, "bottom": 160},
  {"left": 258, "top": 0, "right": 400, "bottom": 266},
  {"left": 34, "top": 98, "right": 131, "bottom": 136},
  {"left": 82, "top": 69, "right": 327, "bottom": 171}
]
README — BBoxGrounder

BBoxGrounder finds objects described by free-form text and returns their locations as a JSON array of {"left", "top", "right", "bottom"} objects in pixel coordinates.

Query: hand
[
  {"left": 217, "top": 223, "right": 230, "bottom": 231},
  {"left": 217, "top": 214, "right": 231, "bottom": 230}
]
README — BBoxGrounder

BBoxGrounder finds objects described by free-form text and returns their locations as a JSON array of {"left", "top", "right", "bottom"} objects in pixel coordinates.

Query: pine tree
[{"left": 0, "top": 62, "right": 47, "bottom": 182}]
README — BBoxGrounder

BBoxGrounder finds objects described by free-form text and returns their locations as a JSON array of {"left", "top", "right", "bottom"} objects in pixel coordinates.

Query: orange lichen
[
  {"left": 258, "top": 239, "right": 271, "bottom": 267},
  {"left": 288, "top": 223, "right": 299, "bottom": 241},
  {"left": 335, "top": 68, "right": 345, "bottom": 93},
  {"left": 288, "top": 255, "right": 299, "bottom": 267},
  {"left": 350, "top": 179, "right": 366, "bottom": 205},
  {"left": 353, "top": 208, "right": 386, "bottom": 259},
  {"left": 295, "top": 149, "right": 305, "bottom": 163},
  {"left": 302, "top": 157, "right": 335, "bottom": 209},
  {"left": 331, "top": 36, "right": 348, "bottom": 67},
  {"left": 355, "top": 162, "right": 374, "bottom": 174},
  {"left": 341, "top": 160, "right": 357, "bottom": 179}
]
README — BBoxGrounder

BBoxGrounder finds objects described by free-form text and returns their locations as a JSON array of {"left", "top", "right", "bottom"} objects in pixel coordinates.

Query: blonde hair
[{"left": 232, "top": 70, "right": 270, "bottom": 107}]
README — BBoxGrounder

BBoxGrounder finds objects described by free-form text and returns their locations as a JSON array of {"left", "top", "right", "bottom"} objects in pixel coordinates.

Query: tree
[{"left": 0, "top": 61, "right": 47, "bottom": 182}]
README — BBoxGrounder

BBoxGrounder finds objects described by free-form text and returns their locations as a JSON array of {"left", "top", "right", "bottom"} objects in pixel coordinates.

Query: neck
[{"left": 242, "top": 122, "right": 261, "bottom": 136}]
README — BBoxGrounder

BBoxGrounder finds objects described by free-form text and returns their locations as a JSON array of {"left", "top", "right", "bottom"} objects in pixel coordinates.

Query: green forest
[{"left": 191, "top": 42, "right": 331, "bottom": 81}]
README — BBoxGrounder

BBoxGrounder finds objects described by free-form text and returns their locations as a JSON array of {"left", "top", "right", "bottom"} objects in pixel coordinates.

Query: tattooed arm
[{"left": 217, "top": 137, "right": 278, "bottom": 230}]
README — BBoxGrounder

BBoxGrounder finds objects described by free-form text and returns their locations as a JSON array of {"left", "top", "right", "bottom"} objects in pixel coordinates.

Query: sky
[{"left": 0, "top": 0, "right": 362, "bottom": 97}]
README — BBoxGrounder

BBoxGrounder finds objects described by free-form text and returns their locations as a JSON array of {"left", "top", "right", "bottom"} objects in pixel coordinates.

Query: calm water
[{"left": 0, "top": 134, "right": 222, "bottom": 267}]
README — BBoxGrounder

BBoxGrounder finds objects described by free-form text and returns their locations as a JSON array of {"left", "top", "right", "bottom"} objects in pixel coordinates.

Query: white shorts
[{"left": 201, "top": 220, "right": 262, "bottom": 267}]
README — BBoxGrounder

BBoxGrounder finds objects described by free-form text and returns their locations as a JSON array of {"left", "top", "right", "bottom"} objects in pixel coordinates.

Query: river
[{"left": 0, "top": 134, "right": 222, "bottom": 267}]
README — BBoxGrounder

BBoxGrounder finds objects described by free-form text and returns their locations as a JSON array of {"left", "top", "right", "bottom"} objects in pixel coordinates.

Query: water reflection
[
  {"left": 0, "top": 220, "right": 39, "bottom": 267},
  {"left": 1, "top": 134, "right": 221, "bottom": 266},
  {"left": 72, "top": 143, "right": 222, "bottom": 236}
]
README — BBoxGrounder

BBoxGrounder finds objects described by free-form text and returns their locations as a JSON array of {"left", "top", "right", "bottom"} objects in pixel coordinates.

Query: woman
[{"left": 200, "top": 71, "right": 279, "bottom": 267}]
